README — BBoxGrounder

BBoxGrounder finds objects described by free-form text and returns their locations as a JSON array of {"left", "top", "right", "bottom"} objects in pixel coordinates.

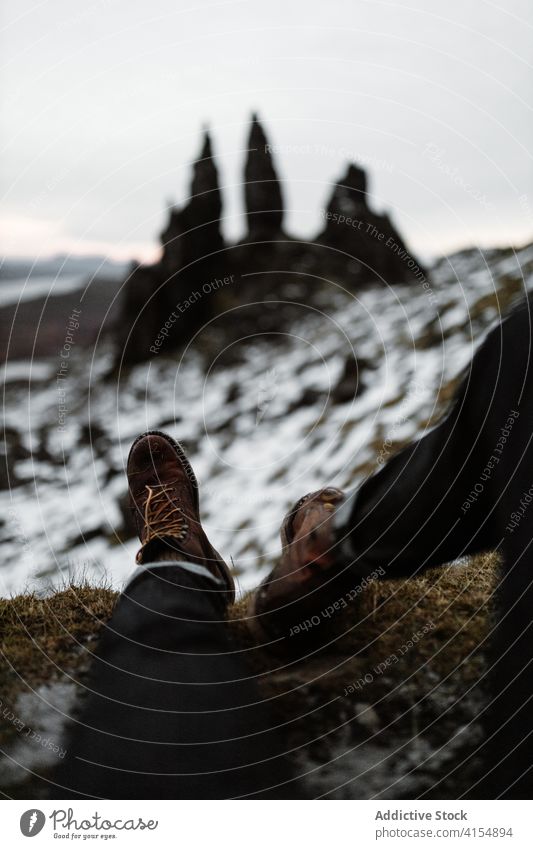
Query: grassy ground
[
  {"left": 229, "top": 553, "right": 498, "bottom": 797},
  {"left": 0, "top": 583, "right": 117, "bottom": 729},
  {"left": 0, "top": 553, "right": 498, "bottom": 798}
]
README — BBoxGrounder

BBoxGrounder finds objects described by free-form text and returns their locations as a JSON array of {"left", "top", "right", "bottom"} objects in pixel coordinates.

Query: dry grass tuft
[{"left": 0, "top": 583, "right": 117, "bottom": 747}]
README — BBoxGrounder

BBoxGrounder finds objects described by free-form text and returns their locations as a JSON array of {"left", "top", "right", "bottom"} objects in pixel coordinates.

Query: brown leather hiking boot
[
  {"left": 248, "top": 487, "right": 349, "bottom": 648},
  {"left": 127, "top": 430, "right": 235, "bottom": 602}
]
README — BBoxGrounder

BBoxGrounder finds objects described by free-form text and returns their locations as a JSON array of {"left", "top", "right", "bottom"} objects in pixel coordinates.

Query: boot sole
[{"left": 127, "top": 430, "right": 199, "bottom": 515}]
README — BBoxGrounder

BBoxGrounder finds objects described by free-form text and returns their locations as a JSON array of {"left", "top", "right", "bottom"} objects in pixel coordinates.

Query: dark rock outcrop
[
  {"left": 325, "top": 163, "right": 368, "bottom": 215},
  {"left": 318, "top": 164, "right": 426, "bottom": 284},
  {"left": 244, "top": 114, "right": 284, "bottom": 239},
  {"left": 117, "top": 263, "right": 160, "bottom": 365},
  {"left": 116, "top": 115, "right": 428, "bottom": 365},
  {"left": 331, "top": 355, "right": 368, "bottom": 404},
  {"left": 118, "top": 131, "right": 230, "bottom": 364},
  {"left": 161, "top": 129, "right": 224, "bottom": 276}
]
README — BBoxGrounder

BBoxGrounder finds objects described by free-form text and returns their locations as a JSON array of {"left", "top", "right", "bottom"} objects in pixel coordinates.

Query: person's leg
[
  {"left": 336, "top": 294, "right": 533, "bottom": 796},
  {"left": 335, "top": 294, "right": 532, "bottom": 576},
  {"left": 250, "top": 294, "right": 533, "bottom": 795},
  {"left": 57, "top": 562, "right": 295, "bottom": 799},
  {"left": 56, "top": 431, "right": 296, "bottom": 799}
]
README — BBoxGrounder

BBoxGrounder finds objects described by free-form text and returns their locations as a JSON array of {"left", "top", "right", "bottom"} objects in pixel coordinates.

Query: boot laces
[{"left": 142, "top": 482, "right": 189, "bottom": 545}]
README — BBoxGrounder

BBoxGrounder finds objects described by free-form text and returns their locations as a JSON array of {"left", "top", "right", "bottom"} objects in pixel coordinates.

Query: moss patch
[{"left": 0, "top": 583, "right": 117, "bottom": 750}]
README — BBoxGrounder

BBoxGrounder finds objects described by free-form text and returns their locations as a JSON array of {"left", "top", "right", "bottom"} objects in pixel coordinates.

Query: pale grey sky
[{"left": 1, "top": 0, "right": 532, "bottom": 262}]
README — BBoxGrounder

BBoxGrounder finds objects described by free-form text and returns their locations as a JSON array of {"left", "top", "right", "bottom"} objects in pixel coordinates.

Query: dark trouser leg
[
  {"left": 338, "top": 293, "right": 533, "bottom": 797},
  {"left": 56, "top": 564, "right": 296, "bottom": 799}
]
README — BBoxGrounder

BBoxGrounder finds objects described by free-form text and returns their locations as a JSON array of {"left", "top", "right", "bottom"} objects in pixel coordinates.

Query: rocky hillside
[
  {"left": 1, "top": 239, "right": 532, "bottom": 797},
  {"left": 2, "top": 240, "right": 531, "bottom": 597}
]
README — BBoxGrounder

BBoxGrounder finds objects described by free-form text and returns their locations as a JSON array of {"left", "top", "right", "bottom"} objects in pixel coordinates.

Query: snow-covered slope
[{"left": 2, "top": 243, "right": 532, "bottom": 597}]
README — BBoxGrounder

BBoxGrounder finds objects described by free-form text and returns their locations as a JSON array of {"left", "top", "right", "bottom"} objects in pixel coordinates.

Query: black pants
[
  {"left": 342, "top": 292, "right": 533, "bottom": 797},
  {"left": 57, "top": 564, "right": 296, "bottom": 799}
]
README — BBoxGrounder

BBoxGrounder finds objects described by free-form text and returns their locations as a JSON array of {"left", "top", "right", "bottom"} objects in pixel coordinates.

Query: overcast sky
[{"left": 1, "top": 0, "right": 532, "bottom": 263}]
